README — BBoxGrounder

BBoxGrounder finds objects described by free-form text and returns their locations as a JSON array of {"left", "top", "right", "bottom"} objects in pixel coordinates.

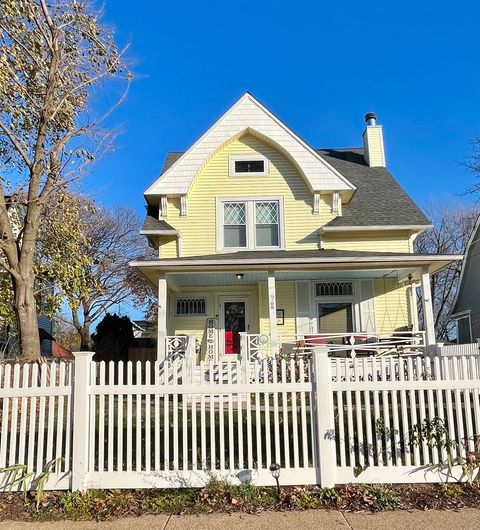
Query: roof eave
[
  {"left": 140, "top": 229, "right": 179, "bottom": 237},
  {"left": 130, "top": 254, "right": 462, "bottom": 269},
  {"left": 321, "top": 224, "right": 433, "bottom": 233}
]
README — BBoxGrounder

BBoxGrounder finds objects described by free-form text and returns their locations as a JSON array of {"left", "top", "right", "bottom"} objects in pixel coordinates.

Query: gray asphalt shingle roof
[
  {"left": 155, "top": 148, "right": 430, "bottom": 228},
  {"left": 316, "top": 148, "right": 430, "bottom": 227},
  {"left": 141, "top": 215, "right": 177, "bottom": 233}
]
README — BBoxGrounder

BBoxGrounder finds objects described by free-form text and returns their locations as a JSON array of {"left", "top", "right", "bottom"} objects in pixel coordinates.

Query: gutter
[{"left": 320, "top": 224, "right": 433, "bottom": 233}]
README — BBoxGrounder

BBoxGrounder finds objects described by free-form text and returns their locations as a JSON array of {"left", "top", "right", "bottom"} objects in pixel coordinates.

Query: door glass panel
[
  {"left": 224, "top": 301, "right": 246, "bottom": 355},
  {"left": 318, "top": 303, "right": 353, "bottom": 334}
]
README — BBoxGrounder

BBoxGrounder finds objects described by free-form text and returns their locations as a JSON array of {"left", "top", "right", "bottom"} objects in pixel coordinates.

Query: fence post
[
  {"left": 72, "top": 351, "right": 94, "bottom": 492},
  {"left": 312, "top": 346, "right": 336, "bottom": 487},
  {"left": 185, "top": 335, "right": 196, "bottom": 384},
  {"left": 240, "top": 333, "right": 249, "bottom": 383}
]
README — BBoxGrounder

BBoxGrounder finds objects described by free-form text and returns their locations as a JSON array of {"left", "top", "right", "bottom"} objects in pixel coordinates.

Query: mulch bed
[{"left": 0, "top": 483, "right": 479, "bottom": 522}]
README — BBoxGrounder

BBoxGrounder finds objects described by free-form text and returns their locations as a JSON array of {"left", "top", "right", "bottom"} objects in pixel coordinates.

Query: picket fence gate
[{"left": 1, "top": 351, "right": 480, "bottom": 491}]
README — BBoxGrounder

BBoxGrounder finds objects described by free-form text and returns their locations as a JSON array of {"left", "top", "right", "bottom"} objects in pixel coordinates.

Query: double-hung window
[{"left": 221, "top": 199, "right": 282, "bottom": 250}]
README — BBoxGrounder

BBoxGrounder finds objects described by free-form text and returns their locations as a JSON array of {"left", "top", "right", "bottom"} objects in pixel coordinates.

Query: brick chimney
[{"left": 362, "top": 112, "right": 386, "bottom": 167}]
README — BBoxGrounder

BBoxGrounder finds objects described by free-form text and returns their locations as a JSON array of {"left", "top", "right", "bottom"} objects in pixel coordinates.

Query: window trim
[
  {"left": 454, "top": 313, "right": 472, "bottom": 344},
  {"left": 216, "top": 196, "right": 285, "bottom": 252},
  {"left": 311, "top": 279, "right": 361, "bottom": 333},
  {"left": 229, "top": 154, "right": 269, "bottom": 177},
  {"left": 315, "top": 281, "right": 354, "bottom": 297},
  {"left": 173, "top": 295, "right": 208, "bottom": 317}
]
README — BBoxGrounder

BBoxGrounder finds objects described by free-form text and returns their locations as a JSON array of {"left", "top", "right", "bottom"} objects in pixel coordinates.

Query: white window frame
[
  {"left": 173, "top": 295, "right": 207, "bottom": 317},
  {"left": 216, "top": 196, "right": 285, "bottom": 252},
  {"left": 454, "top": 312, "right": 472, "bottom": 344},
  {"left": 311, "top": 280, "right": 361, "bottom": 333},
  {"left": 229, "top": 154, "right": 269, "bottom": 177}
]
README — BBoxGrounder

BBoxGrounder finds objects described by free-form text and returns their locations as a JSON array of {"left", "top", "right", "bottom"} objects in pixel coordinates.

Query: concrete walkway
[{"left": 1, "top": 509, "right": 480, "bottom": 530}]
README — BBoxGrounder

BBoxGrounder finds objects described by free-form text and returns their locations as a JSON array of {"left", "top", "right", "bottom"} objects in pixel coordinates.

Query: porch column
[
  {"left": 420, "top": 267, "right": 436, "bottom": 346},
  {"left": 267, "top": 270, "right": 278, "bottom": 355},
  {"left": 157, "top": 274, "right": 168, "bottom": 361}
]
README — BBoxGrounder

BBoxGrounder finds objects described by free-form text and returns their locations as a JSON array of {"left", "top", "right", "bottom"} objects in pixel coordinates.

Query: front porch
[{"left": 130, "top": 249, "right": 460, "bottom": 362}]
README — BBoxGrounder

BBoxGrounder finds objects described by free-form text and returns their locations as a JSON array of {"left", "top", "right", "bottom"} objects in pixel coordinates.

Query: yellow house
[{"left": 132, "top": 94, "right": 460, "bottom": 361}]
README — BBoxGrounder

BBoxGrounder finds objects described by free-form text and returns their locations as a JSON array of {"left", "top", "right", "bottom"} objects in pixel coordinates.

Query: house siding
[
  {"left": 452, "top": 223, "right": 480, "bottom": 340},
  {"left": 323, "top": 231, "right": 412, "bottom": 253},
  {"left": 158, "top": 135, "right": 414, "bottom": 258},
  {"left": 160, "top": 134, "right": 337, "bottom": 258},
  {"left": 374, "top": 278, "right": 411, "bottom": 334}
]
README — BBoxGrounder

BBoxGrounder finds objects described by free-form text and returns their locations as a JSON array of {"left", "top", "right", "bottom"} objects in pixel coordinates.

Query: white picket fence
[
  {"left": 1, "top": 351, "right": 480, "bottom": 491},
  {"left": 437, "top": 342, "right": 480, "bottom": 357}
]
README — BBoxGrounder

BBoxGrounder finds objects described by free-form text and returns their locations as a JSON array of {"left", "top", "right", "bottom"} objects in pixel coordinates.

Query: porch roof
[{"left": 130, "top": 249, "right": 461, "bottom": 286}]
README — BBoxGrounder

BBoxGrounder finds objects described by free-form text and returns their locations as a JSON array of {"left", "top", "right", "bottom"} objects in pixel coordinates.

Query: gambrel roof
[{"left": 145, "top": 93, "right": 356, "bottom": 197}]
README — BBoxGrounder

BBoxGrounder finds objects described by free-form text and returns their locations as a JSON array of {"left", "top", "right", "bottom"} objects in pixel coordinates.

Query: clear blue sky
[{"left": 90, "top": 0, "right": 480, "bottom": 219}]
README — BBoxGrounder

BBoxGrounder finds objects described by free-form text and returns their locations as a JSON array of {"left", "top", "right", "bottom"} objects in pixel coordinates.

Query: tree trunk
[
  {"left": 79, "top": 322, "right": 94, "bottom": 351},
  {"left": 13, "top": 276, "right": 40, "bottom": 360},
  {"left": 72, "top": 307, "right": 94, "bottom": 351}
]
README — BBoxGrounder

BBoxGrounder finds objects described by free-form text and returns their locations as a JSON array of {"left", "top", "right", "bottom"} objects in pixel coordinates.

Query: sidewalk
[{"left": 2, "top": 509, "right": 480, "bottom": 530}]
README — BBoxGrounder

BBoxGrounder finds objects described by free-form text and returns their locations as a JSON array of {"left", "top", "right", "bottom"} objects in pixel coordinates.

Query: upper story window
[
  {"left": 220, "top": 198, "right": 283, "bottom": 250},
  {"left": 229, "top": 155, "right": 268, "bottom": 176}
]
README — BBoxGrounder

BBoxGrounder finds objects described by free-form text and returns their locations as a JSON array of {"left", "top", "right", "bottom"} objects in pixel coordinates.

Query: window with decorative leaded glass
[
  {"left": 219, "top": 198, "right": 283, "bottom": 250},
  {"left": 255, "top": 201, "right": 279, "bottom": 247},
  {"left": 223, "top": 202, "right": 247, "bottom": 248},
  {"left": 315, "top": 281, "right": 354, "bottom": 297}
]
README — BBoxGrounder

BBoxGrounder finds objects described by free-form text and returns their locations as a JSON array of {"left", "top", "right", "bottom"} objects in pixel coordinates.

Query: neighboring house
[
  {"left": 132, "top": 320, "right": 156, "bottom": 339},
  {"left": 451, "top": 215, "right": 480, "bottom": 343},
  {"left": 132, "top": 93, "right": 460, "bottom": 361}
]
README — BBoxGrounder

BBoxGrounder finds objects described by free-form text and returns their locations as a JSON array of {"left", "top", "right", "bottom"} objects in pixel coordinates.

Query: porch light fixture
[
  {"left": 269, "top": 463, "right": 281, "bottom": 496},
  {"left": 235, "top": 273, "right": 244, "bottom": 280}
]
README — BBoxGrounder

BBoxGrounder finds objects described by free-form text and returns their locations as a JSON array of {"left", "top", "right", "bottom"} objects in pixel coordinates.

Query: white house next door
[{"left": 218, "top": 296, "right": 249, "bottom": 359}]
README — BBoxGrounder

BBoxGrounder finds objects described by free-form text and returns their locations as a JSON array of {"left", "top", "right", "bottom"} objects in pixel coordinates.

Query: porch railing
[
  {"left": 278, "top": 332, "right": 426, "bottom": 358},
  {"left": 164, "top": 331, "right": 427, "bottom": 366}
]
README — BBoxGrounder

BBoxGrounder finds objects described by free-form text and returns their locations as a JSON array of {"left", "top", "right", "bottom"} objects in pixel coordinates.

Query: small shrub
[
  {"left": 319, "top": 487, "right": 342, "bottom": 508},
  {"left": 361, "top": 485, "right": 401, "bottom": 511},
  {"left": 441, "top": 483, "right": 463, "bottom": 501},
  {"left": 148, "top": 489, "right": 198, "bottom": 514}
]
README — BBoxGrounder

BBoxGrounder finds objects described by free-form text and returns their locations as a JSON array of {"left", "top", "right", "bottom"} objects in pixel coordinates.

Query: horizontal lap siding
[
  {"left": 162, "top": 134, "right": 336, "bottom": 257},
  {"left": 374, "top": 278, "right": 411, "bottom": 333},
  {"left": 323, "top": 230, "right": 412, "bottom": 253}
]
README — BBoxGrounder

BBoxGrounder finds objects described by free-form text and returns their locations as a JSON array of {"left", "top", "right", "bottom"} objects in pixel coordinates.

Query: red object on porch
[
  {"left": 342, "top": 335, "right": 368, "bottom": 345},
  {"left": 225, "top": 331, "right": 240, "bottom": 354},
  {"left": 305, "top": 335, "right": 328, "bottom": 345}
]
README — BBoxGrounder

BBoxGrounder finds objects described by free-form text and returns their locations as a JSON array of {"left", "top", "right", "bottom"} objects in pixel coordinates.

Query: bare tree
[
  {"left": 63, "top": 201, "right": 155, "bottom": 350},
  {"left": 0, "top": 1, "right": 130, "bottom": 359},
  {"left": 415, "top": 201, "right": 479, "bottom": 341},
  {"left": 465, "top": 137, "right": 480, "bottom": 194}
]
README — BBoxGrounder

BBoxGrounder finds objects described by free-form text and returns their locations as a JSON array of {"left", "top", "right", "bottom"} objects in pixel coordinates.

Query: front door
[{"left": 219, "top": 296, "right": 249, "bottom": 358}]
